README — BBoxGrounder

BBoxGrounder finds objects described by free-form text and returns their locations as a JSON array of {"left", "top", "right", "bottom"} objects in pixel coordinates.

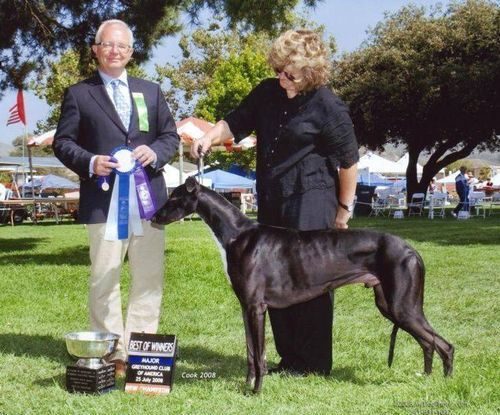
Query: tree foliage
[
  {"left": 195, "top": 37, "right": 275, "bottom": 122},
  {"left": 0, "top": 0, "right": 319, "bottom": 96},
  {"left": 332, "top": 0, "right": 500, "bottom": 199}
]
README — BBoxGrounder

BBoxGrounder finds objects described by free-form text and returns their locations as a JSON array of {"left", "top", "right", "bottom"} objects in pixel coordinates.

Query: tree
[
  {"left": 332, "top": 0, "right": 500, "bottom": 200},
  {"left": 0, "top": 0, "right": 319, "bottom": 95}
]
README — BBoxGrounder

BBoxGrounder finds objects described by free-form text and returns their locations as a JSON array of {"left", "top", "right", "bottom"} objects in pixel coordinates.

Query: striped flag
[{"left": 6, "top": 89, "right": 27, "bottom": 126}]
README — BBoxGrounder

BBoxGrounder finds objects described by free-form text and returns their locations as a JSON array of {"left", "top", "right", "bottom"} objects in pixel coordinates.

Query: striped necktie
[{"left": 111, "top": 80, "right": 131, "bottom": 130}]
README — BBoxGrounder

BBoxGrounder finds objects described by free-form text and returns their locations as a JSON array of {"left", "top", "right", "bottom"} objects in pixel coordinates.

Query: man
[
  {"left": 53, "top": 19, "right": 179, "bottom": 376},
  {"left": 452, "top": 166, "right": 469, "bottom": 217}
]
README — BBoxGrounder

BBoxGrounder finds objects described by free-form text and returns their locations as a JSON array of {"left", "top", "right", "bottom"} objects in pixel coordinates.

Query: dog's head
[{"left": 152, "top": 176, "right": 200, "bottom": 224}]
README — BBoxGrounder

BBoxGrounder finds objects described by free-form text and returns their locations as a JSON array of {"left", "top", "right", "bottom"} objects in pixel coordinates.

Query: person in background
[
  {"left": 452, "top": 166, "right": 469, "bottom": 217},
  {"left": 53, "top": 19, "right": 179, "bottom": 376},
  {"left": 428, "top": 178, "right": 437, "bottom": 194},
  {"left": 190, "top": 29, "right": 359, "bottom": 376}
]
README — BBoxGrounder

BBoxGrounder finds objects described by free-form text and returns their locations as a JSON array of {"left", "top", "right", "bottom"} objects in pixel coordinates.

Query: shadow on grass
[
  {"left": 0, "top": 333, "right": 69, "bottom": 364},
  {"left": 328, "top": 365, "right": 369, "bottom": 385},
  {"left": 173, "top": 344, "right": 247, "bottom": 384},
  {"left": 351, "top": 216, "right": 500, "bottom": 246},
  {"left": 0, "top": 240, "right": 89, "bottom": 266},
  {"left": 172, "top": 346, "right": 375, "bottom": 386},
  {"left": 0, "top": 237, "right": 47, "bottom": 252},
  {"left": 0, "top": 335, "right": 385, "bottom": 390},
  {"left": 35, "top": 373, "right": 67, "bottom": 390}
]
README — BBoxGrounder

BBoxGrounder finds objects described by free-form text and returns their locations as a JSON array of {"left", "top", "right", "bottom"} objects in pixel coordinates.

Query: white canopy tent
[
  {"left": 436, "top": 171, "right": 460, "bottom": 183},
  {"left": 358, "top": 152, "right": 401, "bottom": 174},
  {"left": 490, "top": 173, "right": 500, "bottom": 186}
]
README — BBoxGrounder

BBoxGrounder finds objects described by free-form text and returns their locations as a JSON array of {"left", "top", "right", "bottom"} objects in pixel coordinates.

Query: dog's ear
[{"left": 185, "top": 176, "right": 199, "bottom": 193}]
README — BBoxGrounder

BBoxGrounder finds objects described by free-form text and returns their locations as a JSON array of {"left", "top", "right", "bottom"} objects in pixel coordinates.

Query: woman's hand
[
  {"left": 335, "top": 208, "right": 351, "bottom": 229},
  {"left": 189, "top": 120, "right": 233, "bottom": 160},
  {"left": 190, "top": 135, "right": 213, "bottom": 159}
]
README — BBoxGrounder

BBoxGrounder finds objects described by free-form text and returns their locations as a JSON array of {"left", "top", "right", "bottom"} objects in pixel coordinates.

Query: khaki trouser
[{"left": 87, "top": 221, "right": 165, "bottom": 360}]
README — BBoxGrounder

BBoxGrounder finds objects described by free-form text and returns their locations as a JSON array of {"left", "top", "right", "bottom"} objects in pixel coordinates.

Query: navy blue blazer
[{"left": 53, "top": 74, "right": 180, "bottom": 224}]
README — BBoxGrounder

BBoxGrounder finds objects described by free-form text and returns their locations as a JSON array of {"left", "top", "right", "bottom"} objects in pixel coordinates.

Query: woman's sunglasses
[{"left": 276, "top": 70, "right": 299, "bottom": 82}]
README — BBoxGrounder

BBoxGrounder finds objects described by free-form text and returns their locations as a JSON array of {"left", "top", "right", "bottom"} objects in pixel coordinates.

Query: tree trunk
[{"left": 405, "top": 140, "right": 479, "bottom": 205}]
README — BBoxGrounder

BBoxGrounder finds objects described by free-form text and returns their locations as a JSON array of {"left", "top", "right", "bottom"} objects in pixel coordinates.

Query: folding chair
[
  {"left": 407, "top": 192, "right": 425, "bottom": 216},
  {"left": 468, "top": 191, "right": 486, "bottom": 218},
  {"left": 369, "top": 195, "right": 390, "bottom": 217},
  {"left": 240, "top": 193, "right": 257, "bottom": 214},
  {"left": 427, "top": 192, "right": 446, "bottom": 219},
  {"left": 387, "top": 193, "right": 406, "bottom": 218},
  {"left": 489, "top": 192, "right": 500, "bottom": 216}
]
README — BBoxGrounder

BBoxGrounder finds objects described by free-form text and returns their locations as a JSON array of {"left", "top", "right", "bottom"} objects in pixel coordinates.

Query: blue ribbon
[{"left": 117, "top": 173, "right": 130, "bottom": 239}]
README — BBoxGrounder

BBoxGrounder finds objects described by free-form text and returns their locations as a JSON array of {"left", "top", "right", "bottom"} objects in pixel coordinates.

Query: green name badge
[{"left": 132, "top": 92, "right": 149, "bottom": 132}]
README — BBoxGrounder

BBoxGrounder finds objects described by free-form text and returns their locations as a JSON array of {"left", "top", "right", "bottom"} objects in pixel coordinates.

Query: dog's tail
[{"left": 388, "top": 324, "right": 399, "bottom": 367}]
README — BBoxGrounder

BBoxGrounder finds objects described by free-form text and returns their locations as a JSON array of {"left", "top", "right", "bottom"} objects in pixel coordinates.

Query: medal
[
  {"left": 98, "top": 157, "right": 118, "bottom": 192},
  {"left": 99, "top": 176, "right": 110, "bottom": 191},
  {"left": 101, "top": 179, "right": 109, "bottom": 191}
]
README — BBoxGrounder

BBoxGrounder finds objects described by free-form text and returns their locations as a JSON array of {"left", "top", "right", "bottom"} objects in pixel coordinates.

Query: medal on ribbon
[{"left": 104, "top": 146, "right": 157, "bottom": 241}]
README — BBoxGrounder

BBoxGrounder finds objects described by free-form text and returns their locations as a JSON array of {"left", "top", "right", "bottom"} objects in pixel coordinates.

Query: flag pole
[{"left": 27, "top": 139, "right": 37, "bottom": 224}]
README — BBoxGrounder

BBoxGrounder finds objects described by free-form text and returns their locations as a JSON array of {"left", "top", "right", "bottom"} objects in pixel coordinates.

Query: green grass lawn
[{"left": 0, "top": 215, "right": 499, "bottom": 415}]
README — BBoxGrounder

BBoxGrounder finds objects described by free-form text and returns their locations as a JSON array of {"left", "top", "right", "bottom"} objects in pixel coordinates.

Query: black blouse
[{"left": 224, "top": 78, "right": 359, "bottom": 201}]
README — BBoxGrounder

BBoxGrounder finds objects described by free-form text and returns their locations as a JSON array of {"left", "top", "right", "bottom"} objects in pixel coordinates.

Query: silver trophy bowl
[{"left": 65, "top": 331, "right": 120, "bottom": 369}]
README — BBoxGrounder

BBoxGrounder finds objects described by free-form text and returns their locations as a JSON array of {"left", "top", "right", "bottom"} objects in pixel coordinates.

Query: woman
[{"left": 191, "top": 29, "right": 359, "bottom": 375}]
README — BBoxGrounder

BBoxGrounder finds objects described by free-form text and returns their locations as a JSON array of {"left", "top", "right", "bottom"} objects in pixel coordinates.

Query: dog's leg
[
  {"left": 439, "top": 338, "right": 454, "bottom": 377},
  {"left": 378, "top": 250, "right": 454, "bottom": 377},
  {"left": 414, "top": 317, "right": 454, "bottom": 376},
  {"left": 246, "top": 304, "right": 267, "bottom": 393},
  {"left": 375, "top": 283, "right": 452, "bottom": 376},
  {"left": 389, "top": 297, "right": 453, "bottom": 376},
  {"left": 242, "top": 309, "right": 256, "bottom": 387},
  {"left": 373, "top": 284, "right": 400, "bottom": 367}
]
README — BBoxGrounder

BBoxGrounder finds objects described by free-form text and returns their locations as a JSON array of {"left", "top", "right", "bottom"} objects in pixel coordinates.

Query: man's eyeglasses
[
  {"left": 275, "top": 70, "right": 300, "bottom": 82},
  {"left": 96, "top": 41, "right": 132, "bottom": 53}
]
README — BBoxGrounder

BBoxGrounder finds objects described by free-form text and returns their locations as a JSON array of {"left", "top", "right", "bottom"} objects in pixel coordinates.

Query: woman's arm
[{"left": 335, "top": 162, "right": 358, "bottom": 229}]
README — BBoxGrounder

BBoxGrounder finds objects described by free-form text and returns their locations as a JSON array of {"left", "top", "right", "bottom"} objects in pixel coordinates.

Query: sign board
[{"left": 124, "top": 332, "right": 177, "bottom": 395}]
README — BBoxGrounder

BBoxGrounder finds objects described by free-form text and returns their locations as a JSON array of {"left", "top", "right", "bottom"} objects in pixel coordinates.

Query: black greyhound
[{"left": 153, "top": 177, "right": 454, "bottom": 393}]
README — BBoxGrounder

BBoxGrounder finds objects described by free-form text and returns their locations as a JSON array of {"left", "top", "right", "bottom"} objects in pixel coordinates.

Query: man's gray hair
[{"left": 95, "top": 19, "right": 134, "bottom": 45}]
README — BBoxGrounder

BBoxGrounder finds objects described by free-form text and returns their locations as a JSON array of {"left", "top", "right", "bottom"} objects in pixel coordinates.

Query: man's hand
[
  {"left": 133, "top": 145, "right": 157, "bottom": 167},
  {"left": 93, "top": 155, "right": 119, "bottom": 176}
]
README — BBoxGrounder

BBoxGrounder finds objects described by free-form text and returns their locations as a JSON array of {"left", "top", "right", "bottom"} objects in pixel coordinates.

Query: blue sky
[{"left": 0, "top": 0, "right": 450, "bottom": 147}]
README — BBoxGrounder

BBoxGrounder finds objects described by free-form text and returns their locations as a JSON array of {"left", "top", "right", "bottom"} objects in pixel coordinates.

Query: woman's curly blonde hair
[{"left": 268, "top": 29, "right": 331, "bottom": 92}]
